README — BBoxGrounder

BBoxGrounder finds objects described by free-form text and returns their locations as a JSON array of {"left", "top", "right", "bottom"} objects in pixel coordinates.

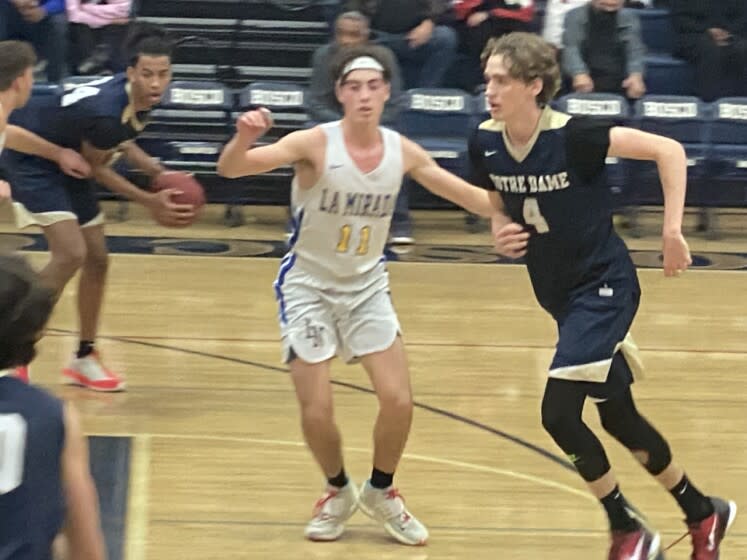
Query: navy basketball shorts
[
  {"left": 4, "top": 152, "right": 103, "bottom": 229},
  {"left": 549, "top": 281, "right": 643, "bottom": 402}
]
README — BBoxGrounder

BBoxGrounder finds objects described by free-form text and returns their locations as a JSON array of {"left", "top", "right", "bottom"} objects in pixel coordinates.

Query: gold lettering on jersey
[
  {"left": 489, "top": 172, "right": 569, "bottom": 193},
  {"left": 319, "top": 189, "right": 395, "bottom": 217}
]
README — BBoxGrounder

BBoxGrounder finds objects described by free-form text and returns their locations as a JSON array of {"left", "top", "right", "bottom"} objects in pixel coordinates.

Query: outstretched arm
[
  {"left": 217, "top": 109, "right": 309, "bottom": 179},
  {"left": 403, "top": 137, "right": 499, "bottom": 218},
  {"left": 608, "top": 126, "right": 692, "bottom": 276},
  {"left": 5, "top": 125, "right": 90, "bottom": 178}
]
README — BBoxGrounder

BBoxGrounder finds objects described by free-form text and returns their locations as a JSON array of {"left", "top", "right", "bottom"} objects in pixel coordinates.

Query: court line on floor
[
  {"left": 43, "top": 331, "right": 747, "bottom": 356},
  {"left": 90, "top": 432, "right": 592, "bottom": 502},
  {"left": 124, "top": 435, "right": 151, "bottom": 560},
  {"left": 50, "top": 328, "right": 575, "bottom": 472}
]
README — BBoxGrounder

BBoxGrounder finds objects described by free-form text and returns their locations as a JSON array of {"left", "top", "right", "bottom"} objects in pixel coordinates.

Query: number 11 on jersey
[
  {"left": 522, "top": 198, "right": 550, "bottom": 233},
  {"left": 336, "top": 225, "right": 371, "bottom": 255}
]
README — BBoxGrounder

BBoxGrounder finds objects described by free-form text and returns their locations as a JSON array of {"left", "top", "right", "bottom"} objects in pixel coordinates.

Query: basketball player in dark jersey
[
  {"left": 2, "top": 23, "right": 195, "bottom": 391},
  {"left": 0, "top": 40, "right": 90, "bottom": 207},
  {"left": 470, "top": 33, "right": 736, "bottom": 559},
  {"left": 0, "top": 255, "right": 106, "bottom": 559}
]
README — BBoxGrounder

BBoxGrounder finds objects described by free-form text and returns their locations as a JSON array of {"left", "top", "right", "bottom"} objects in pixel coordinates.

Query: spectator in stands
[
  {"left": 346, "top": 0, "right": 457, "bottom": 89},
  {"left": 672, "top": 0, "right": 747, "bottom": 101},
  {"left": 562, "top": 0, "right": 647, "bottom": 99},
  {"left": 452, "top": 0, "right": 535, "bottom": 92},
  {"left": 309, "top": 11, "right": 403, "bottom": 124},
  {"left": 67, "top": 0, "right": 132, "bottom": 75},
  {"left": 542, "top": 0, "right": 589, "bottom": 50},
  {"left": 0, "top": 0, "right": 68, "bottom": 82},
  {"left": 308, "top": 11, "right": 413, "bottom": 244}
]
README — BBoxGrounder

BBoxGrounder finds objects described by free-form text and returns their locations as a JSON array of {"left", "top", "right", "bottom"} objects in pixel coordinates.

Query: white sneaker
[
  {"left": 358, "top": 480, "right": 429, "bottom": 546},
  {"left": 62, "top": 352, "right": 126, "bottom": 392},
  {"left": 304, "top": 481, "right": 359, "bottom": 542}
]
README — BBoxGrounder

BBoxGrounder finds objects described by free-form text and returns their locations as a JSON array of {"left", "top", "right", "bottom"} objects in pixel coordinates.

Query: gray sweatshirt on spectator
[
  {"left": 307, "top": 42, "right": 404, "bottom": 125},
  {"left": 562, "top": 6, "right": 646, "bottom": 78}
]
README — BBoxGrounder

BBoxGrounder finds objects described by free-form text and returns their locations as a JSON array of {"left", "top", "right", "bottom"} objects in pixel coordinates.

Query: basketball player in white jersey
[
  {"left": 218, "top": 45, "right": 501, "bottom": 546},
  {"left": 0, "top": 41, "right": 90, "bottom": 205}
]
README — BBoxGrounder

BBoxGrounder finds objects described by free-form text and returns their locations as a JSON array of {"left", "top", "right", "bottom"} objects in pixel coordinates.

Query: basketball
[
  {"left": 151, "top": 172, "right": 206, "bottom": 209},
  {"left": 150, "top": 172, "right": 205, "bottom": 227}
]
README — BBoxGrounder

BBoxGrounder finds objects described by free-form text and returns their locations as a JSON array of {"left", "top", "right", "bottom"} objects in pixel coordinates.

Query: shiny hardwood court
[{"left": 9, "top": 204, "right": 747, "bottom": 560}]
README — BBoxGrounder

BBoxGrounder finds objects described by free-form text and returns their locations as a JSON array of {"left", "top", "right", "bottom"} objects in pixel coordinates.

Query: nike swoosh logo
[
  {"left": 630, "top": 534, "right": 645, "bottom": 559},
  {"left": 484, "top": 150, "right": 497, "bottom": 157},
  {"left": 329, "top": 164, "right": 344, "bottom": 169},
  {"left": 678, "top": 483, "right": 688, "bottom": 495},
  {"left": 707, "top": 517, "right": 718, "bottom": 551}
]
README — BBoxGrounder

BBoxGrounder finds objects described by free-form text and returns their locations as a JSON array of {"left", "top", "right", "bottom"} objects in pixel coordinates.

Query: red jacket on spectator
[{"left": 453, "top": 0, "right": 534, "bottom": 24}]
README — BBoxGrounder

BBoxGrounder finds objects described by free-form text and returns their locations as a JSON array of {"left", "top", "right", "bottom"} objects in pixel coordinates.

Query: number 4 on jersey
[{"left": 522, "top": 198, "right": 550, "bottom": 233}]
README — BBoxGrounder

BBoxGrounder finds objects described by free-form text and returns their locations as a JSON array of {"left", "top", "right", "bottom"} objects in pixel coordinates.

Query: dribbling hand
[
  {"left": 236, "top": 108, "right": 273, "bottom": 139},
  {"left": 148, "top": 188, "right": 195, "bottom": 227},
  {"left": 494, "top": 222, "right": 530, "bottom": 259}
]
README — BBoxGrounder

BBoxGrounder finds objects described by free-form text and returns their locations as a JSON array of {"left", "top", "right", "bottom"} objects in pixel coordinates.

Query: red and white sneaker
[
  {"left": 62, "top": 352, "right": 125, "bottom": 392},
  {"left": 688, "top": 497, "right": 737, "bottom": 560},
  {"left": 11, "top": 365, "right": 30, "bottom": 384},
  {"left": 304, "top": 481, "right": 359, "bottom": 541},
  {"left": 358, "top": 481, "right": 429, "bottom": 546},
  {"left": 608, "top": 526, "right": 661, "bottom": 560}
]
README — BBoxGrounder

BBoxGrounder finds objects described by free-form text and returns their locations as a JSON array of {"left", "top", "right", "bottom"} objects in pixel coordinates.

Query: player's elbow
[{"left": 216, "top": 158, "right": 242, "bottom": 179}]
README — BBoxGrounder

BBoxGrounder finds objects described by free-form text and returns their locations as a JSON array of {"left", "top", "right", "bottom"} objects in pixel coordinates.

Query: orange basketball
[{"left": 151, "top": 172, "right": 206, "bottom": 210}]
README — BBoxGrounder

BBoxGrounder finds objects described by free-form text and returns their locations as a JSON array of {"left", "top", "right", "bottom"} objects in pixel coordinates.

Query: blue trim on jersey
[
  {"left": 287, "top": 208, "right": 304, "bottom": 249},
  {"left": 273, "top": 253, "right": 297, "bottom": 324}
]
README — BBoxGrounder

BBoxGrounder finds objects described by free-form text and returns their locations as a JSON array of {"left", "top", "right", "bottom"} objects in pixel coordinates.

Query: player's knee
[
  {"left": 378, "top": 389, "right": 413, "bottom": 420},
  {"left": 541, "top": 395, "right": 580, "bottom": 443},
  {"left": 598, "top": 401, "right": 672, "bottom": 475},
  {"left": 84, "top": 247, "right": 109, "bottom": 275},
  {"left": 52, "top": 242, "right": 87, "bottom": 274},
  {"left": 299, "top": 400, "right": 334, "bottom": 429}
]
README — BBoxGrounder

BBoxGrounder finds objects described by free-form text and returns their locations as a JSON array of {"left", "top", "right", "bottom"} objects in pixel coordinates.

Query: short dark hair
[
  {"left": 0, "top": 255, "right": 54, "bottom": 369},
  {"left": 330, "top": 44, "right": 393, "bottom": 84},
  {"left": 124, "top": 22, "right": 174, "bottom": 67},
  {"left": 482, "top": 32, "right": 561, "bottom": 106},
  {"left": 0, "top": 41, "right": 37, "bottom": 92}
]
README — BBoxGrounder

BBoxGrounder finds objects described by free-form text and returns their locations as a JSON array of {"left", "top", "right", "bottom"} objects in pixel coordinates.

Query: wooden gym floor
[{"left": 1, "top": 203, "right": 745, "bottom": 559}]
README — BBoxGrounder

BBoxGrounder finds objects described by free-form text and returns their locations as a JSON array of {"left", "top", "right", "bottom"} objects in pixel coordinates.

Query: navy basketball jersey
[
  {"left": 9, "top": 73, "right": 150, "bottom": 153},
  {"left": 470, "top": 106, "right": 638, "bottom": 316},
  {"left": 0, "top": 376, "right": 65, "bottom": 560}
]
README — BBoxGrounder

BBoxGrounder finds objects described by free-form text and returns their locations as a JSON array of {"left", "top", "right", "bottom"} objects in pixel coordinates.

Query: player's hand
[
  {"left": 494, "top": 222, "right": 530, "bottom": 258},
  {"left": 56, "top": 148, "right": 91, "bottom": 179},
  {"left": 148, "top": 188, "right": 196, "bottom": 227},
  {"left": 236, "top": 108, "right": 273, "bottom": 139},
  {"left": 662, "top": 230, "right": 692, "bottom": 277},
  {"left": 0, "top": 181, "right": 11, "bottom": 202}
]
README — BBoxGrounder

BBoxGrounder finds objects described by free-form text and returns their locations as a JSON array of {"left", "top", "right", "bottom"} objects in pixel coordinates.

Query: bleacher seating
[
  {"left": 627, "top": 94, "right": 710, "bottom": 234},
  {"left": 40, "top": 1, "right": 740, "bottom": 229},
  {"left": 555, "top": 93, "right": 631, "bottom": 206},
  {"left": 399, "top": 89, "right": 475, "bottom": 208},
  {"left": 707, "top": 98, "right": 747, "bottom": 207}
]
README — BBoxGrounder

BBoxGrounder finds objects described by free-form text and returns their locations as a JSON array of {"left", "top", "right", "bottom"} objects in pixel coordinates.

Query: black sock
[
  {"left": 600, "top": 486, "right": 640, "bottom": 532},
  {"left": 670, "top": 474, "right": 714, "bottom": 523},
  {"left": 77, "top": 340, "right": 95, "bottom": 359},
  {"left": 370, "top": 467, "right": 393, "bottom": 489},
  {"left": 327, "top": 468, "right": 348, "bottom": 489}
]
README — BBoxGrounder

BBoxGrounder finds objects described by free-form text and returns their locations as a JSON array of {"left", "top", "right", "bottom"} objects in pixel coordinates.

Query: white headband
[{"left": 341, "top": 56, "right": 384, "bottom": 80}]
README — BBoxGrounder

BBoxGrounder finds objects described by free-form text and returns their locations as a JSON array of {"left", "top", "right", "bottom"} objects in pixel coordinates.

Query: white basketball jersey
[{"left": 286, "top": 121, "right": 403, "bottom": 287}]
